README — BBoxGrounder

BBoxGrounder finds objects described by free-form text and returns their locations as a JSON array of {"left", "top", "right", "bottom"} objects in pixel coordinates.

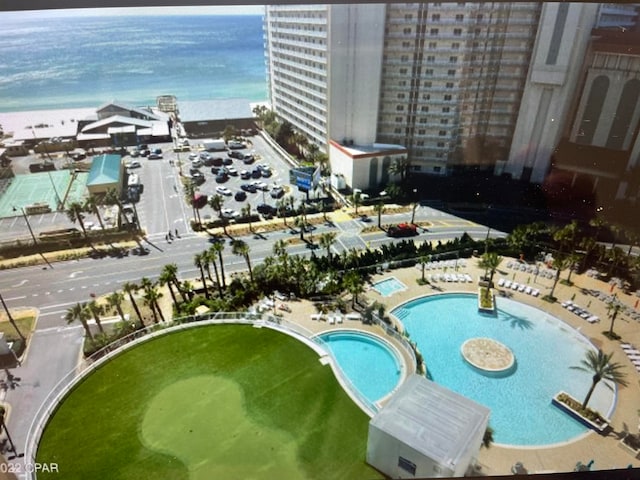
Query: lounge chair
[
  {"left": 511, "top": 282, "right": 519, "bottom": 290},
  {"left": 504, "top": 280, "right": 512, "bottom": 289},
  {"left": 311, "top": 313, "right": 323, "bottom": 321},
  {"left": 561, "top": 300, "right": 573, "bottom": 308},
  {"left": 498, "top": 278, "right": 505, "bottom": 287},
  {"left": 345, "top": 313, "right": 361, "bottom": 321},
  {"left": 465, "top": 274, "right": 473, "bottom": 283},
  {"left": 328, "top": 315, "right": 335, "bottom": 325},
  {"left": 335, "top": 314, "right": 343, "bottom": 324},
  {"left": 524, "top": 286, "right": 532, "bottom": 295},
  {"left": 518, "top": 283, "right": 526, "bottom": 292},
  {"left": 532, "top": 289, "right": 540, "bottom": 297},
  {"left": 587, "top": 315, "right": 599, "bottom": 323}
]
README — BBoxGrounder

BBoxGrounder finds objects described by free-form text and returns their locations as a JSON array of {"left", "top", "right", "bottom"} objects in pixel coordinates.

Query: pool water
[
  {"left": 317, "top": 331, "right": 401, "bottom": 405},
  {"left": 393, "top": 293, "right": 616, "bottom": 446},
  {"left": 373, "top": 277, "right": 407, "bottom": 297}
]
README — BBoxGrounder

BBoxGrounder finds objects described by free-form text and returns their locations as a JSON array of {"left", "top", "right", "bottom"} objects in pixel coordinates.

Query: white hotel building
[{"left": 264, "top": 3, "right": 640, "bottom": 201}]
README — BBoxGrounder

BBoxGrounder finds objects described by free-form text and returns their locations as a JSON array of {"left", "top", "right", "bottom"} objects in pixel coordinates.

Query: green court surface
[
  {"left": 36, "top": 325, "right": 380, "bottom": 480},
  {"left": 0, "top": 171, "right": 88, "bottom": 218}
]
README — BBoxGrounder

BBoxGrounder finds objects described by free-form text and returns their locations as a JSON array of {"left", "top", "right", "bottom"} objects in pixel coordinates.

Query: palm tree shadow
[{"left": 498, "top": 309, "right": 535, "bottom": 330}]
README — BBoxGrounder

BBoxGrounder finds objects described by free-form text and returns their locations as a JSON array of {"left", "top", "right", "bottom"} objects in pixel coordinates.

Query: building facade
[{"left": 265, "top": 3, "right": 640, "bottom": 198}]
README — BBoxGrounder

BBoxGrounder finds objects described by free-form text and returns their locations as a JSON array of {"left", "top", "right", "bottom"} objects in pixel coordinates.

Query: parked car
[
  {"left": 256, "top": 203, "right": 275, "bottom": 215},
  {"left": 240, "top": 183, "right": 257, "bottom": 193},
  {"left": 228, "top": 150, "right": 244, "bottom": 159},
  {"left": 261, "top": 168, "right": 272, "bottom": 178},
  {"left": 270, "top": 186, "right": 284, "bottom": 198},
  {"left": 256, "top": 182, "right": 269, "bottom": 191},
  {"left": 227, "top": 166, "right": 238, "bottom": 176},
  {"left": 215, "top": 173, "right": 229, "bottom": 183},
  {"left": 221, "top": 208, "right": 240, "bottom": 219},
  {"left": 203, "top": 156, "right": 215, "bottom": 166},
  {"left": 387, "top": 223, "right": 418, "bottom": 237},
  {"left": 191, "top": 159, "right": 203, "bottom": 168},
  {"left": 211, "top": 157, "right": 224, "bottom": 167},
  {"left": 216, "top": 186, "right": 232, "bottom": 196},
  {"left": 188, "top": 152, "right": 199, "bottom": 160},
  {"left": 242, "top": 154, "right": 255, "bottom": 164},
  {"left": 234, "top": 191, "right": 247, "bottom": 202},
  {"left": 148, "top": 152, "right": 163, "bottom": 160},
  {"left": 251, "top": 168, "right": 262, "bottom": 179},
  {"left": 191, "top": 172, "right": 205, "bottom": 185},
  {"left": 240, "top": 169, "right": 251, "bottom": 180},
  {"left": 228, "top": 140, "right": 246, "bottom": 149},
  {"left": 199, "top": 151, "right": 211, "bottom": 160}
]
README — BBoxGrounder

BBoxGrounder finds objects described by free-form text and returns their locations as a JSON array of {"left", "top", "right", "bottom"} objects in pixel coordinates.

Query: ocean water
[{"left": 0, "top": 13, "right": 267, "bottom": 112}]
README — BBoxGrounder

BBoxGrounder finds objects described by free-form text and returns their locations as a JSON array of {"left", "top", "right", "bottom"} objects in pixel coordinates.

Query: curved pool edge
[
  {"left": 389, "top": 291, "right": 619, "bottom": 448},
  {"left": 312, "top": 328, "right": 410, "bottom": 415}
]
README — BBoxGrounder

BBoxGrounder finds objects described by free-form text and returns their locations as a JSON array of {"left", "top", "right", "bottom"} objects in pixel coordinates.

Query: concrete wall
[
  {"left": 506, "top": 3, "right": 600, "bottom": 183},
  {"left": 327, "top": 4, "right": 386, "bottom": 146}
]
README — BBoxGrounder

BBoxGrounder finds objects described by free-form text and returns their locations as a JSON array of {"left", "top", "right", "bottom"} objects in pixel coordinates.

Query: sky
[{"left": 0, "top": 5, "right": 264, "bottom": 19}]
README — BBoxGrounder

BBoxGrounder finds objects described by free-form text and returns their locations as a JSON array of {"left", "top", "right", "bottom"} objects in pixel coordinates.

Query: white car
[
  {"left": 188, "top": 152, "right": 199, "bottom": 160},
  {"left": 226, "top": 166, "right": 238, "bottom": 176},
  {"left": 216, "top": 186, "right": 232, "bottom": 196},
  {"left": 221, "top": 208, "right": 240, "bottom": 219},
  {"left": 128, "top": 160, "right": 141, "bottom": 168},
  {"left": 257, "top": 182, "right": 269, "bottom": 191}
]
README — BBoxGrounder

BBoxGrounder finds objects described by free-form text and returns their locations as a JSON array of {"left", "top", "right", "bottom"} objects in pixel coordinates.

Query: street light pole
[
  {"left": 0, "top": 293, "right": 26, "bottom": 343},
  {"left": 13, "top": 206, "right": 37, "bottom": 246}
]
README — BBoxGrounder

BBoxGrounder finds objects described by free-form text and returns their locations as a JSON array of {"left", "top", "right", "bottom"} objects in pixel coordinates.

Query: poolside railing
[{"left": 23, "top": 311, "right": 392, "bottom": 478}]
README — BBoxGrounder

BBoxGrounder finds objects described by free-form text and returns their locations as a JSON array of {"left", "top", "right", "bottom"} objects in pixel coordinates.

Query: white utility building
[{"left": 366, "top": 374, "right": 490, "bottom": 479}]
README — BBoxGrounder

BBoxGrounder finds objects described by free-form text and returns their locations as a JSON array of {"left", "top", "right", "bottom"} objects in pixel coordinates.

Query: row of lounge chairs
[
  {"left": 584, "top": 289, "right": 640, "bottom": 323},
  {"left": 561, "top": 300, "right": 600, "bottom": 323},
  {"left": 497, "top": 278, "right": 540, "bottom": 296},
  {"left": 426, "top": 273, "right": 473, "bottom": 283},
  {"left": 621, "top": 344, "right": 640, "bottom": 374},
  {"left": 310, "top": 313, "right": 343, "bottom": 324},
  {"left": 505, "top": 260, "right": 557, "bottom": 279},
  {"left": 418, "top": 259, "right": 468, "bottom": 270}
]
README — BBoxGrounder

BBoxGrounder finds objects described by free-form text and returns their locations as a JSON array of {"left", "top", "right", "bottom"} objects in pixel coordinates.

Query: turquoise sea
[{"left": 0, "top": 12, "right": 267, "bottom": 112}]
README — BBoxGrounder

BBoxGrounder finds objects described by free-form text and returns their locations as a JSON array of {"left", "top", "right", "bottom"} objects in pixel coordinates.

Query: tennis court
[{"left": 0, "top": 171, "right": 88, "bottom": 218}]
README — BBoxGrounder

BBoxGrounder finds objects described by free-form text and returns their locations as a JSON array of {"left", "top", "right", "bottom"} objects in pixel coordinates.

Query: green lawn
[{"left": 36, "top": 324, "right": 381, "bottom": 480}]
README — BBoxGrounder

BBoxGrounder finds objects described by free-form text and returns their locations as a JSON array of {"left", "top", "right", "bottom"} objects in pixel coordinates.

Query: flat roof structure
[
  {"left": 87, "top": 154, "right": 121, "bottom": 187},
  {"left": 178, "top": 99, "right": 253, "bottom": 123},
  {"left": 367, "top": 374, "right": 490, "bottom": 478}
]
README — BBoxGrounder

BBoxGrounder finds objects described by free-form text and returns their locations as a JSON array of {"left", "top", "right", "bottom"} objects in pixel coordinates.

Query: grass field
[
  {"left": 36, "top": 325, "right": 381, "bottom": 480},
  {"left": 0, "top": 171, "right": 72, "bottom": 218}
]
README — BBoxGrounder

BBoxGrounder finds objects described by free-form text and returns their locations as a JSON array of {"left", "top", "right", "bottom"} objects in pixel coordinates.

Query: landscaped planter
[
  {"left": 618, "top": 434, "right": 640, "bottom": 459},
  {"left": 477, "top": 287, "right": 496, "bottom": 314},
  {"left": 552, "top": 391, "right": 609, "bottom": 433}
]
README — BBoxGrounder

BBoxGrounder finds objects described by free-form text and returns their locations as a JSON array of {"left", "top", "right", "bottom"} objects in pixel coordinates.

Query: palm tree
[
  {"left": 318, "top": 232, "right": 337, "bottom": 260},
  {"left": 387, "top": 157, "right": 410, "bottom": 186},
  {"left": 65, "top": 302, "right": 93, "bottom": 341},
  {"left": 242, "top": 202, "right": 253, "bottom": 231},
  {"left": 374, "top": 201, "right": 386, "bottom": 229},
  {"left": 208, "top": 194, "right": 227, "bottom": 233},
  {"left": 105, "top": 291, "right": 126, "bottom": 321},
  {"left": 210, "top": 241, "right": 226, "bottom": 289},
  {"left": 606, "top": 301, "right": 622, "bottom": 336},
  {"left": 142, "top": 282, "right": 165, "bottom": 324},
  {"left": 570, "top": 349, "right": 628, "bottom": 409},
  {"left": 86, "top": 300, "right": 105, "bottom": 334},
  {"left": 104, "top": 188, "right": 126, "bottom": 229},
  {"left": 565, "top": 252, "right": 581, "bottom": 285},
  {"left": 352, "top": 191, "right": 362, "bottom": 215},
  {"left": 122, "top": 281, "right": 143, "bottom": 326},
  {"left": 276, "top": 198, "right": 288, "bottom": 227},
  {"left": 419, "top": 255, "right": 431, "bottom": 282},
  {"left": 295, "top": 216, "right": 306, "bottom": 241},
  {"left": 548, "top": 253, "right": 571, "bottom": 300},
  {"left": 206, "top": 248, "right": 223, "bottom": 296},
  {"left": 194, "top": 251, "right": 210, "bottom": 299},
  {"left": 66, "top": 201, "right": 89, "bottom": 239},
  {"left": 482, "top": 425, "right": 494, "bottom": 449},
  {"left": 477, "top": 252, "right": 503, "bottom": 287},
  {"left": 232, "top": 240, "right": 253, "bottom": 283},
  {"left": 181, "top": 280, "right": 195, "bottom": 301},
  {"left": 159, "top": 265, "right": 180, "bottom": 308},
  {"left": 343, "top": 271, "right": 365, "bottom": 308},
  {"left": 83, "top": 194, "right": 106, "bottom": 231}
]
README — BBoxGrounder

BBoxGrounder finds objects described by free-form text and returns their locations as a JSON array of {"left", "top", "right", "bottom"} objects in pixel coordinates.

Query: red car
[{"left": 387, "top": 223, "right": 418, "bottom": 237}]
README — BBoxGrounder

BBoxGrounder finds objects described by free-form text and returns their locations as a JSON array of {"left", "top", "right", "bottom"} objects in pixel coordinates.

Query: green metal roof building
[{"left": 86, "top": 154, "right": 123, "bottom": 196}]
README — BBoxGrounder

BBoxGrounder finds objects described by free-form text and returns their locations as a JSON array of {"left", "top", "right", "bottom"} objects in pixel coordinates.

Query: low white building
[
  {"left": 366, "top": 374, "right": 490, "bottom": 479},
  {"left": 328, "top": 140, "right": 407, "bottom": 192}
]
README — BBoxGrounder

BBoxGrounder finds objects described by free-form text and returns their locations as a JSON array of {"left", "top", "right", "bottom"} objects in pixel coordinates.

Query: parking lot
[{"left": 123, "top": 134, "right": 313, "bottom": 226}]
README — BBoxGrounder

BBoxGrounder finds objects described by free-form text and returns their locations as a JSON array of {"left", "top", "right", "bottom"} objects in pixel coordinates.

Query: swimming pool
[
  {"left": 317, "top": 331, "right": 402, "bottom": 406},
  {"left": 372, "top": 277, "right": 407, "bottom": 297},
  {"left": 392, "top": 293, "right": 616, "bottom": 446}
]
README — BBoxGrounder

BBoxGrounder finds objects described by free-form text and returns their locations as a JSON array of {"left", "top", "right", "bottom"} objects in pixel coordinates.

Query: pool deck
[{"left": 278, "top": 258, "right": 640, "bottom": 475}]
